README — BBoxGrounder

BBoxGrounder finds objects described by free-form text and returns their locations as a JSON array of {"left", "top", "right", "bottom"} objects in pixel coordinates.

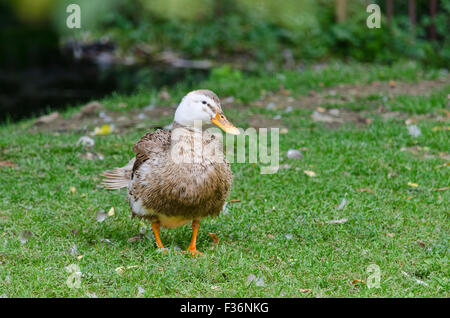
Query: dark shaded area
[
  {"left": 0, "top": 2, "right": 208, "bottom": 122},
  {"left": 0, "top": 2, "right": 118, "bottom": 122}
]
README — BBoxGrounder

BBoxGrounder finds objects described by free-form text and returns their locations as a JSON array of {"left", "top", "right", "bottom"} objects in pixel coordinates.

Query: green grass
[{"left": 0, "top": 62, "right": 448, "bottom": 297}]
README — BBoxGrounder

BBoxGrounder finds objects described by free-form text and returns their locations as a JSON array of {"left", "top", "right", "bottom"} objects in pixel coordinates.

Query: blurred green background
[{"left": 1, "top": 0, "right": 449, "bottom": 120}]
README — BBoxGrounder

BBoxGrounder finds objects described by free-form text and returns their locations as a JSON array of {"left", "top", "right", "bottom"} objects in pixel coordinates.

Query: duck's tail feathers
[{"left": 100, "top": 158, "right": 135, "bottom": 190}]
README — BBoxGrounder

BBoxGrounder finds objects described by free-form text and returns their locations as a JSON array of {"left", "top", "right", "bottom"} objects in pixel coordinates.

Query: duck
[{"left": 101, "top": 90, "right": 240, "bottom": 255}]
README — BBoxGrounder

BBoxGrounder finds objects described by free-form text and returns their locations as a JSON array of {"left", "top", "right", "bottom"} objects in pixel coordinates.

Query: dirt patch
[
  {"left": 249, "top": 79, "right": 448, "bottom": 128},
  {"left": 29, "top": 79, "right": 448, "bottom": 133},
  {"left": 248, "top": 114, "right": 284, "bottom": 129},
  {"left": 400, "top": 146, "right": 450, "bottom": 161},
  {"left": 310, "top": 108, "right": 371, "bottom": 128},
  {"left": 329, "top": 79, "right": 448, "bottom": 99},
  {"left": 30, "top": 102, "right": 175, "bottom": 134},
  {"left": 253, "top": 79, "right": 448, "bottom": 110}
]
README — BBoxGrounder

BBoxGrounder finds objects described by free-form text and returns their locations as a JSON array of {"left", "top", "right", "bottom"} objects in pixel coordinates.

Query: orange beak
[{"left": 211, "top": 112, "right": 240, "bottom": 135}]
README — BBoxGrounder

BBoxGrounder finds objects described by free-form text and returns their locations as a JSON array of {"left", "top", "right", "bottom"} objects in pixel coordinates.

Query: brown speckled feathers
[
  {"left": 104, "top": 127, "right": 233, "bottom": 221},
  {"left": 131, "top": 129, "right": 171, "bottom": 177}
]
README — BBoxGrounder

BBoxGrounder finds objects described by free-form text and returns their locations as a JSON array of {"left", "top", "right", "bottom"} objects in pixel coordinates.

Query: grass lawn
[{"left": 0, "top": 62, "right": 448, "bottom": 297}]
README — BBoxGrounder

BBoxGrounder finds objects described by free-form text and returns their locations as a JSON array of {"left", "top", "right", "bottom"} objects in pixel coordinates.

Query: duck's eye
[{"left": 202, "top": 101, "right": 206, "bottom": 104}]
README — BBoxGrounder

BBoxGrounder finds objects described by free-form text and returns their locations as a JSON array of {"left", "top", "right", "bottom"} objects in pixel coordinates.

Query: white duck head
[{"left": 174, "top": 89, "right": 240, "bottom": 135}]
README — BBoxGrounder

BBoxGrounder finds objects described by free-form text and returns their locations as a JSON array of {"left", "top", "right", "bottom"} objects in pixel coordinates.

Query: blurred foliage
[
  {"left": 239, "top": 0, "right": 321, "bottom": 31},
  {"left": 8, "top": 0, "right": 53, "bottom": 24},
  {"left": 4, "top": 0, "right": 450, "bottom": 68},
  {"left": 330, "top": 0, "right": 450, "bottom": 66},
  {"left": 96, "top": 0, "right": 449, "bottom": 67},
  {"left": 139, "top": 0, "right": 214, "bottom": 21}
]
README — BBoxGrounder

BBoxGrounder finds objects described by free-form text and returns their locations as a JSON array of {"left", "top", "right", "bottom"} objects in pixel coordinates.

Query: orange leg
[
  {"left": 151, "top": 221, "right": 165, "bottom": 249},
  {"left": 186, "top": 220, "right": 203, "bottom": 255}
]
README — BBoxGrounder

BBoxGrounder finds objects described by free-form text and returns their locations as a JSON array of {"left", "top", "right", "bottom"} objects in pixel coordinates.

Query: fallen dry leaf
[
  {"left": 128, "top": 265, "right": 139, "bottom": 269},
  {"left": 311, "top": 111, "right": 344, "bottom": 124},
  {"left": 94, "top": 124, "right": 113, "bottom": 136},
  {"left": 299, "top": 289, "right": 311, "bottom": 293},
  {"left": 0, "top": 160, "right": 16, "bottom": 167},
  {"left": 208, "top": 232, "right": 219, "bottom": 244},
  {"left": 107, "top": 207, "right": 115, "bottom": 216},
  {"left": 80, "top": 152, "right": 104, "bottom": 161},
  {"left": 77, "top": 255, "right": 84, "bottom": 260},
  {"left": 432, "top": 126, "right": 450, "bottom": 132},
  {"left": 267, "top": 233, "right": 275, "bottom": 239},
  {"left": 389, "top": 80, "right": 396, "bottom": 88},
  {"left": 355, "top": 188, "right": 374, "bottom": 193},
  {"left": 69, "top": 186, "right": 77, "bottom": 194},
  {"left": 95, "top": 210, "right": 107, "bottom": 222},
  {"left": 303, "top": 170, "right": 317, "bottom": 177},
  {"left": 387, "top": 233, "right": 395, "bottom": 237},
  {"left": 19, "top": 230, "right": 33, "bottom": 244},
  {"left": 408, "top": 182, "right": 419, "bottom": 188},
  {"left": 435, "top": 187, "right": 449, "bottom": 191},
  {"left": 228, "top": 199, "right": 241, "bottom": 203},
  {"left": 405, "top": 118, "right": 417, "bottom": 125},
  {"left": 416, "top": 240, "right": 425, "bottom": 248},
  {"left": 115, "top": 265, "right": 139, "bottom": 275},
  {"left": 316, "top": 107, "right": 326, "bottom": 113},
  {"left": 287, "top": 149, "right": 303, "bottom": 159},
  {"left": 280, "top": 89, "right": 291, "bottom": 96},
  {"left": 337, "top": 198, "right": 347, "bottom": 210},
  {"left": 325, "top": 218, "right": 348, "bottom": 225},
  {"left": 127, "top": 234, "right": 143, "bottom": 242},
  {"left": 435, "top": 162, "right": 449, "bottom": 169},
  {"left": 76, "top": 136, "right": 95, "bottom": 148},
  {"left": 407, "top": 125, "right": 422, "bottom": 137},
  {"left": 351, "top": 279, "right": 364, "bottom": 285}
]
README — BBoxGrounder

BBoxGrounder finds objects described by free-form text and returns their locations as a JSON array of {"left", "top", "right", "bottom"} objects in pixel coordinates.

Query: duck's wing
[
  {"left": 101, "top": 158, "right": 135, "bottom": 189},
  {"left": 132, "top": 129, "right": 171, "bottom": 174}
]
